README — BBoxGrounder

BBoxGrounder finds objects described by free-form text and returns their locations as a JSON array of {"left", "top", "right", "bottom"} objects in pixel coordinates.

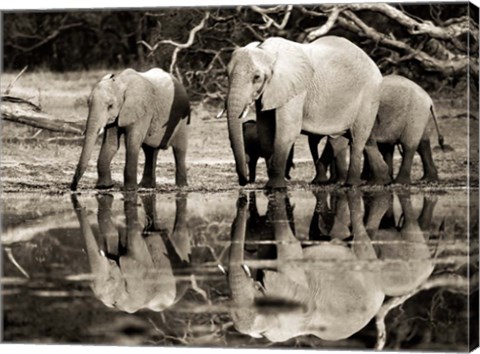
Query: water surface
[{"left": 2, "top": 190, "right": 477, "bottom": 350}]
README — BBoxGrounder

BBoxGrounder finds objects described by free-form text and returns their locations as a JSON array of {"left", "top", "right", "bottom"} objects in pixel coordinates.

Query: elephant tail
[{"left": 430, "top": 105, "right": 445, "bottom": 151}]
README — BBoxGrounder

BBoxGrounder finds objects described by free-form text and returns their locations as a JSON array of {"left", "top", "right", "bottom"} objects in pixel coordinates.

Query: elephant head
[
  {"left": 71, "top": 69, "right": 160, "bottom": 190},
  {"left": 226, "top": 38, "right": 314, "bottom": 186},
  {"left": 71, "top": 192, "right": 181, "bottom": 313},
  {"left": 227, "top": 191, "right": 385, "bottom": 342}
]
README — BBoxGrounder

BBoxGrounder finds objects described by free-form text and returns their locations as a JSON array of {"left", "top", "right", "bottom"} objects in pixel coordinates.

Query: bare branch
[
  {"left": 323, "top": 3, "right": 478, "bottom": 41},
  {"left": 4, "top": 66, "right": 28, "bottom": 95},
  {"left": 375, "top": 274, "right": 472, "bottom": 350},
  {"left": 305, "top": 7, "right": 342, "bottom": 42},
  {"left": 251, "top": 5, "right": 293, "bottom": 30},
  {"left": 138, "top": 12, "right": 210, "bottom": 78},
  {"left": 339, "top": 11, "right": 472, "bottom": 77}
]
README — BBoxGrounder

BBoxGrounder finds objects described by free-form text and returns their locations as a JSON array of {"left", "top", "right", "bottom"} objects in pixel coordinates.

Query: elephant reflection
[
  {"left": 71, "top": 192, "right": 191, "bottom": 313},
  {"left": 363, "top": 192, "right": 438, "bottom": 296},
  {"left": 228, "top": 191, "right": 384, "bottom": 342},
  {"left": 228, "top": 190, "right": 438, "bottom": 342}
]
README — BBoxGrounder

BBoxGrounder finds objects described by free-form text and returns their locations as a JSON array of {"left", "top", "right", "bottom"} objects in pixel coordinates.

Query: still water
[{"left": 1, "top": 190, "right": 477, "bottom": 350}]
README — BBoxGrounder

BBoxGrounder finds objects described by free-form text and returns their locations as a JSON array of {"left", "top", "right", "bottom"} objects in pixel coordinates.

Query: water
[{"left": 1, "top": 190, "right": 477, "bottom": 350}]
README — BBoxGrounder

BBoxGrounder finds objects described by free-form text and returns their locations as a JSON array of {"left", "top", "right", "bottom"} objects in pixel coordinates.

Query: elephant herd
[
  {"left": 70, "top": 35, "right": 445, "bottom": 191},
  {"left": 71, "top": 190, "right": 440, "bottom": 342}
]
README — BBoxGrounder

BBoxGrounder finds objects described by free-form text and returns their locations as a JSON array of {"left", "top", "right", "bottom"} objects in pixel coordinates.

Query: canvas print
[{"left": 1, "top": 2, "right": 479, "bottom": 351}]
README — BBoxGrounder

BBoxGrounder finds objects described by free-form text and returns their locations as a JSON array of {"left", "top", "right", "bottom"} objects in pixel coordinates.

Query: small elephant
[
  {"left": 243, "top": 120, "right": 294, "bottom": 183},
  {"left": 312, "top": 75, "right": 445, "bottom": 185},
  {"left": 361, "top": 192, "right": 437, "bottom": 296},
  {"left": 71, "top": 191, "right": 196, "bottom": 313},
  {"left": 71, "top": 68, "right": 190, "bottom": 191}
]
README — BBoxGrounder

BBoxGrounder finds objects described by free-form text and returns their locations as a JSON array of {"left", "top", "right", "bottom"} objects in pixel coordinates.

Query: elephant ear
[
  {"left": 260, "top": 38, "right": 314, "bottom": 111},
  {"left": 118, "top": 73, "right": 158, "bottom": 127}
]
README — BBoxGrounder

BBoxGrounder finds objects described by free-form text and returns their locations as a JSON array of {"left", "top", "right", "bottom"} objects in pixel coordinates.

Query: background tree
[{"left": 3, "top": 4, "right": 478, "bottom": 102}]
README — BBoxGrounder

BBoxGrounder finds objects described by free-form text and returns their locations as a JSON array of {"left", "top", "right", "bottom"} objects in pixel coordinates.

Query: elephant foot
[
  {"left": 311, "top": 177, "right": 330, "bottom": 185},
  {"left": 122, "top": 184, "right": 138, "bottom": 192},
  {"left": 175, "top": 178, "right": 188, "bottom": 188},
  {"left": 265, "top": 178, "right": 287, "bottom": 190},
  {"left": 366, "top": 175, "right": 392, "bottom": 186},
  {"left": 139, "top": 179, "right": 156, "bottom": 189},
  {"left": 420, "top": 174, "right": 439, "bottom": 183},
  {"left": 393, "top": 176, "right": 411, "bottom": 185},
  {"left": 344, "top": 177, "right": 363, "bottom": 187},
  {"left": 95, "top": 181, "right": 114, "bottom": 190}
]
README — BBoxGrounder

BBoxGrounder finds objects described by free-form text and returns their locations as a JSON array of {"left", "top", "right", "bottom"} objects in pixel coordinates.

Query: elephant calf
[
  {"left": 312, "top": 74, "right": 445, "bottom": 185},
  {"left": 243, "top": 120, "right": 294, "bottom": 183},
  {"left": 71, "top": 68, "right": 190, "bottom": 191}
]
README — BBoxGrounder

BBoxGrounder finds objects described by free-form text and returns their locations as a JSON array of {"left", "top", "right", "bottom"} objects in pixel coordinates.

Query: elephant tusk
[
  {"left": 98, "top": 127, "right": 105, "bottom": 136},
  {"left": 218, "top": 264, "right": 228, "bottom": 275},
  {"left": 216, "top": 108, "right": 225, "bottom": 119},
  {"left": 240, "top": 105, "right": 250, "bottom": 119},
  {"left": 99, "top": 249, "right": 106, "bottom": 257},
  {"left": 241, "top": 264, "right": 252, "bottom": 277}
]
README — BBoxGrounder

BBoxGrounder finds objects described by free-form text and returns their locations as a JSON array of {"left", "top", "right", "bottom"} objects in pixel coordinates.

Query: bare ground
[{"left": 0, "top": 71, "right": 477, "bottom": 194}]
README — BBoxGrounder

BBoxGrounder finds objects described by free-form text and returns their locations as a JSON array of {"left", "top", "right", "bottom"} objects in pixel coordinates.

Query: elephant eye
[
  {"left": 107, "top": 103, "right": 113, "bottom": 110},
  {"left": 253, "top": 74, "right": 261, "bottom": 82}
]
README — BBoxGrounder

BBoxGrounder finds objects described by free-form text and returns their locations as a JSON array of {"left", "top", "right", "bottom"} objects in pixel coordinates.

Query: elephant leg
[
  {"left": 364, "top": 138, "right": 392, "bottom": 186},
  {"left": 310, "top": 135, "right": 329, "bottom": 185},
  {"left": 395, "top": 144, "right": 417, "bottom": 185},
  {"left": 248, "top": 154, "right": 259, "bottom": 183},
  {"left": 139, "top": 145, "right": 159, "bottom": 189},
  {"left": 141, "top": 194, "right": 158, "bottom": 231},
  {"left": 379, "top": 143, "right": 395, "bottom": 179},
  {"left": 346, "top": 121, "right": 388, "bottom": 186},
  {"left": 96, "top": 126, "right": 120, "bottom": 189},
  {"left": 364, "top": 192, "right": 392, "bottom": 238},
  {"left": 361, "top": 150, "right": 372, "bottom": 181},
  {"left": 330, "top": 136, "right": 349, "bottom": 183},
  {"left": 265, "top": 103, "right": 302, "bottom": 190},
  {"left": 171, "top": 126, "right": 188, "bottom": 187},
  {"left": 418, "top": 196, "right": 438, "bottom": 232},
  {"left": 330, "top": 192, "right": 351, "bottom": 240},
  {"left": 418, "top": 138, "right": 439, "bottom": 182},
  {"left": 96, "top": 194, "right": 118, "bottom": 256},
  {"left": 123, "top": 130, "right": 143, "bottom": 191},
  {"left": 285, "top": 145, "right": 295, "bottom": 180}
]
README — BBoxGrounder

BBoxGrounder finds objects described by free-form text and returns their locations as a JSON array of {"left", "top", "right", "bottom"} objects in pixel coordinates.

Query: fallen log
[{"left": 1, "top": 95, "right": 85, "bottom": 135}]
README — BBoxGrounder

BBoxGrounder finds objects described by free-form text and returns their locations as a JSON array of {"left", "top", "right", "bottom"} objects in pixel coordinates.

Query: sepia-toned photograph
[{"left": 1, "top": 1, "right": 479, "bottom": 351}]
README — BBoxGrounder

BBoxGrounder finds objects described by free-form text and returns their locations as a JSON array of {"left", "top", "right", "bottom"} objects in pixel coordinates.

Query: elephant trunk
[
  {"left": 228, "top": 198, "right": 259, "bottom": 333},
  {"left": 227, "top": 80, "right": 249, "bottom": 186},
  {"left": 71, "top": 116, "right": 102, "bottom": 190}
]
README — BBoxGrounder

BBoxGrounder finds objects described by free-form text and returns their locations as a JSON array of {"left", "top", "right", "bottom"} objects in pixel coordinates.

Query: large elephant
[
  {"left": 312, "top": 75, "right": 446, "bottom": 185},
  {"left": 71, "top": 68, "right": 190, "bottom": 191},
  {"left": 228, "top": 192, "right": 385, "bottom": 342},
  {"left": 71, "top": 192, "right": 193, "bottom": 313},
  {"left": 226, "top": 36, "right": 389, "bottom": 188}
]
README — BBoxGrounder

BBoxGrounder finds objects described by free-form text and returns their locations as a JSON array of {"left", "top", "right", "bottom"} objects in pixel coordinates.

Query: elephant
[
  {"left": 309, "top": 190, "right": 351, "bottom": 242},
  {"left": 311, "top": 75, "right": 446, "bottom": 185},
  {"left": 243, "top": 120, "right": 295, "bottom": 183},
  {"left": 71, "top": 68, "right": 190, "bottom": 191},
  {"left": 227, "top": 191, "right": 385, "bottom": 342},
  {"left": 362, "top": 191, "right": 437, "bottom": 296},
  {"left": 71, "top": 191, "right": 195, "bottom": 313},
  {"left": 225, "top": 36, "right": 390, "bottom": 189}
]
